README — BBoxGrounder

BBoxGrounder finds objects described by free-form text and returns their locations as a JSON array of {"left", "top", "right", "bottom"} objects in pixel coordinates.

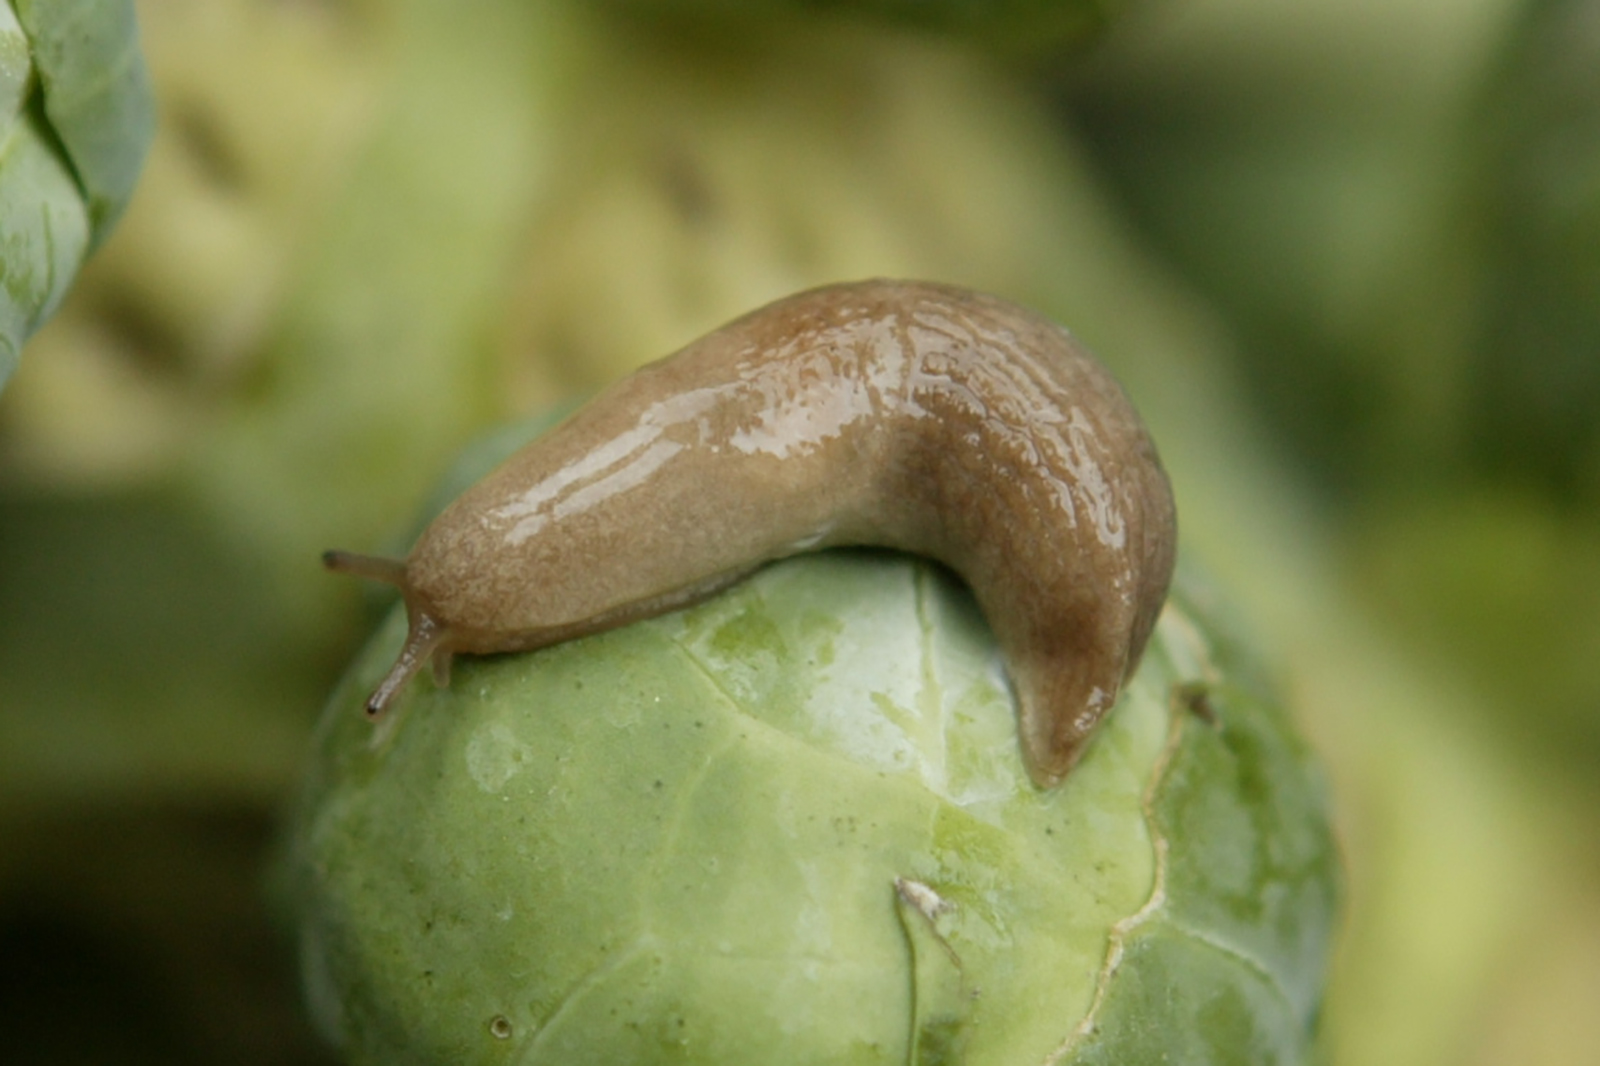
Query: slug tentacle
[
  {"left": 322, "top": 550, "right": 408, "bottom": 587},
  {"left": 322, "top": 550, "right": 451, "bottom": 717},
  {"left": 364, "top": 609, "right": 447, "bottom": 718},
  {"left": 324, "top": 280, "right": 1177, "bottom": 787}
]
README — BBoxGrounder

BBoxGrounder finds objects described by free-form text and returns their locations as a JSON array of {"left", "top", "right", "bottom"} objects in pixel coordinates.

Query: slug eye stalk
[{"left": 322, "top": 550, "right": 450, "bottom": 718}]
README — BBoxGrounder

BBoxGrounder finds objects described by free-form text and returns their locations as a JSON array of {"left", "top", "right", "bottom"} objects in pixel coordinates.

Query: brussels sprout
[
  {"left": 0, "top": 0, "right": 153, "bottom": 388},
  {"left": 283, "top": 457, "right": 1337, "bottom": 1064}
]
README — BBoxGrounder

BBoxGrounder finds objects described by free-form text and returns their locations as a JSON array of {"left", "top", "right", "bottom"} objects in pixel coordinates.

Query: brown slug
[{"left": 325, "top": 279, "right": 1176, "bottom": 787}]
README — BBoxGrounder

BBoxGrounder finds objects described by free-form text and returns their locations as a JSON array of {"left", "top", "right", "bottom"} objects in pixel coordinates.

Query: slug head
[{"left": 322, "top": 550, "right": 452, "bottom": 717}]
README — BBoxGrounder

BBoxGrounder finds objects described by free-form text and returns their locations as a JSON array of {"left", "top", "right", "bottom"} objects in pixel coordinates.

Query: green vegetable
[
  {"left": 14, "top": 0, "right": 153, "bottom": 241},
  {"left": 282, "top": 427, "right": 1337, "bottom": 1064},
  {"left": 0, "top": 0, "right": 152, "bottom": 389}
]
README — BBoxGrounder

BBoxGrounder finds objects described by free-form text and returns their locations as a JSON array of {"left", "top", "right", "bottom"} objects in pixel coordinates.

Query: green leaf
[
  {"left": 0, "top": 95, "right": 90, "bottom": 388},
  {"left": 12, "top": 0, "right": 155, "bottom": 244},
  {"left": 1062, "top": 676, "right": 1339, "bottom": 1064},
  {"left": 0, "top": 3, "right": 30, "bottom": 128},
  {"left": 0, "top": 0, "right": 152, "bottom": 390}
]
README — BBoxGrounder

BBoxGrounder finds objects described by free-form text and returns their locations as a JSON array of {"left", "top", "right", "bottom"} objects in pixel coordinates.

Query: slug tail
[
  {"left": 1011, "top": 625, "right": 1132, "bottom": 789},
  {"left": 1018, "top": 687, "right": 1114, "bottom": 789}
]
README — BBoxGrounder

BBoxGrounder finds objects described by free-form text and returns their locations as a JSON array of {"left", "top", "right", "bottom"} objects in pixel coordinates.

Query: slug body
[{"left": 326, "top": 280, "right": 1176, "bottom": 787}]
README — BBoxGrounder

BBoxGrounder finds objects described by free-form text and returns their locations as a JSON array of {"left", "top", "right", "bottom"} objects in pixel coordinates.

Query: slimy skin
[{"left": 325, "top": 280, "right": 1177, "bottom": 787}]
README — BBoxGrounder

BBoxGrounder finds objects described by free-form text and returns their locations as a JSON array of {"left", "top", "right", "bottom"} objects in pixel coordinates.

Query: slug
[{"left": 325, "top": 279, "right": 1176, "bottom": 787}]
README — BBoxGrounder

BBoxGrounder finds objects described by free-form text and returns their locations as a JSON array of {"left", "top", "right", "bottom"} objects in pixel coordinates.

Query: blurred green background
[{"left": 0, "top": 0, "right": 1596, "bottom": 1062}]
